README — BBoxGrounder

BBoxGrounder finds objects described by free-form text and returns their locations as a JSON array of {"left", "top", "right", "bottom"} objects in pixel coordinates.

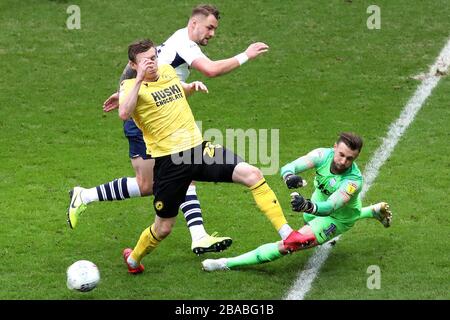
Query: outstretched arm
[
  {"left": 191, "top": 42, "right": 269, "bottom": 77},
  {"left": 280, "top": 148, "right": 327, "bottom": 189}
]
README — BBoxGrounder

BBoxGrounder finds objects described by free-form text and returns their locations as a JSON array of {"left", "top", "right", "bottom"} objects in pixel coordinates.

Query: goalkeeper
[{"left": 202, "top": 132, "right": 392, "bottom": 271}]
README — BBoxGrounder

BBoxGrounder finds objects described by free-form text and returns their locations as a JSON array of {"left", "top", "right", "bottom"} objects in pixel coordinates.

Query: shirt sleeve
[
  {"left": 280, "top": 148, "right": 328, "bottom": 178},
  {"left": 177, "top": 41, "right": 207, "bottom": 66},
  {"left": 313, "top": 179, "right": 362, "bottom": 216},
  {"left": 118, "top": 79, "right": 135, "bottom": 105}
]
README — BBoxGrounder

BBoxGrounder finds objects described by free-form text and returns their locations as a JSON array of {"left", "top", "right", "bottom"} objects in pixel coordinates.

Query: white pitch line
[{"left": 284, "top": 38, "right": 450, "bottom": 301}]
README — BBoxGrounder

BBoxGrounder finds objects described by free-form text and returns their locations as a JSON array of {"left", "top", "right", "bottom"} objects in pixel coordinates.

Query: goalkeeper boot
[
  {"left": 122, "top": 248, "right": 144, "bottom": 274},
  {"left": 67, "top": 186, "right": 87, "bottom": 229},
  {"left": 374, "top": 202, "right": 392, "bottom": 228},
  {"left": 201, "top": 258, "right": 229, "bottom": 272},
  {"left": 191, "top": 232, "right": 232, "bottom": 255}
]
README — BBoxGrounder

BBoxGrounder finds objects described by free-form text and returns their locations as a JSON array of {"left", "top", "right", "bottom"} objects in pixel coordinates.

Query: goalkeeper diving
[{"left": 202, "top": 132, "right": 392, "bottom": 271}]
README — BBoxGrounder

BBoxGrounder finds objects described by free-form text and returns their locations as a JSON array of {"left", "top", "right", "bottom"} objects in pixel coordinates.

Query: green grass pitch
[{"left": 0, "top": 0, "right": 449, "bottom": 300}]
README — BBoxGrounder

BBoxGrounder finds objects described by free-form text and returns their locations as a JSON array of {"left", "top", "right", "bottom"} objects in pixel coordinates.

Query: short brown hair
[
  {"left": 191, "top": 4, "right": 220, "bottom": 20},
  {"left": 337, "top": 132, "right": 363, "bottom": 152},
  {"left": 128, "top": 39, "right": 155, "bottom": 63}
]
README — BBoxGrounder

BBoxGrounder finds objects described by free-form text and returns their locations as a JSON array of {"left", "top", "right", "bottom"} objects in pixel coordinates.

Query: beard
[{"left": 331, "top": 161, "right": 347, "bottom": 174}]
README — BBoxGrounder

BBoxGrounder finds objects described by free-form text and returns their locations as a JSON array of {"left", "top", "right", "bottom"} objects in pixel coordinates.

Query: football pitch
[{"left": 0, "top": 0, "right": 449, "bottom": 300}]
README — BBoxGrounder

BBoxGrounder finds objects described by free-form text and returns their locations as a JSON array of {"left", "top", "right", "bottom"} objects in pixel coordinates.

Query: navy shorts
[
  {"left": 124, "top": 119, "right": 152, "bottom": 159},
  {"left": 127, "top": 135, "right": 152, "bottom": 160}
]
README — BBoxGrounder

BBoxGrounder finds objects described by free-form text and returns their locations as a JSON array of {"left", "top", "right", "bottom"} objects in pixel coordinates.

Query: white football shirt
[{"left": 157, "top": 27, "right": 207, "bottom": 82}]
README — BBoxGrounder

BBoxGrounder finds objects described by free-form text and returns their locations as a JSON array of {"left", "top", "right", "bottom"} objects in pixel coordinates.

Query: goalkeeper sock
[
  {"left": 226, "top": 242, "right": 283, "bottom": 269},
  {"left": 130, "top": 224, "right": 161, "bottom": 265},
  {"left": 250, "top": 179, "right": 288, "bottom": 237},
  {"left": 359, "top": 204, "right": 381, "bottom": 220}
]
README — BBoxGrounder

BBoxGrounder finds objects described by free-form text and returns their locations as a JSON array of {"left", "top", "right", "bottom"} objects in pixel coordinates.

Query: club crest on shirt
[
  {"left": 346, "top": 182, "right": 357, "bottom": 195},
  {"left": 329, "top": 178, "right": 336, "bottom": 187}
]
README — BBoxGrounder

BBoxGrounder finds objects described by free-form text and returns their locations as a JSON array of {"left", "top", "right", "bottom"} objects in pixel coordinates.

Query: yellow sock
[
  {"left": 130, "top": 224, "right": 161, "bottom": 263},
  {"left": 250, "top": 178, "right": 287, "bottom": 231}
]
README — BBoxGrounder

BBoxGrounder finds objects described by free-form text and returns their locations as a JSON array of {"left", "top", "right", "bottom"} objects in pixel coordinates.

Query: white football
[{"left": 66, "top": 260, "right": 100, "bottom": 292}]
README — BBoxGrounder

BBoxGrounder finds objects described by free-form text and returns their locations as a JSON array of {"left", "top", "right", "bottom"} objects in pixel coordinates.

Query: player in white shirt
[
  {"left": 68, "top": 4, "right": 269, "bottom": 255},
  {"left": 156, "top": 27, "right": 207, "bottom": 81}
]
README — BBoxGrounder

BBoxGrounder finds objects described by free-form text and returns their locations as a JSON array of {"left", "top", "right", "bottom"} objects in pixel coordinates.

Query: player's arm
[
  {"left": 191, "top": 42, "right": 269, "bottom": 78},
  {"left": 103, "top": 63, "right": 137, "bottom": 112},
  {"left": 180, "top": 80, "right": 209, "bottom": 97},
  {"left": 290, "top": 179, "right": 362, "bottom": 216},
  {"left": 280, "top": 148, "right": 327, "bottom": 189},
  {"left": 118, "top": 79, "right": 141, "bottom": 120},
  {"left": 118, "top": 59, "right": 150, "bottom": 120}
]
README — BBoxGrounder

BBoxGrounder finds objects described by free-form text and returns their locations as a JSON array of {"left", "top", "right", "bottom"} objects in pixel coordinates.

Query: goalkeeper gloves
[
  {"left": 290, "top": 192, "right": 317, "bottom": 214},
  {"left": 283, "top": 173, "right": 305, "bottom": 189}
]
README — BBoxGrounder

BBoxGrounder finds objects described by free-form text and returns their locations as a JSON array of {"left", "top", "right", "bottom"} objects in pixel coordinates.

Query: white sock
[
  {"left": 190, "top": 225, "right": 208, "bottom": 242},
  {"left": 126, "top": 177, "right": 141, "bottom": 197},
  {"left": 80, "top": 177, "right": 141, "bottom": 204},
  {"left": 127, "top": 255, "right": 139, "bottom": 269},
  {"left": 80, "top": 188, "right": 98, "bottom": 204},
  {"left": 278, "top": 224, "right": 294, "bottom": 240},
  {"left": 181, "top": 184, "right": 208, "bottom": 242}
]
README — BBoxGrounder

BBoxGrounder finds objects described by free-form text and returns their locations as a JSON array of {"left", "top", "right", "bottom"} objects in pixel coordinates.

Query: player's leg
[
  {"left": 124, "top": 215, "right": 176, "bottom": 274},
  {"left": 282, "top": 224, "right": 320, "bottom": 252},
  {"left": 123, "top": 154, "right": 191, "bottom": 273},
  {"left": 202, "top": 225, "right": 319, "bottom": 272},
  {"left": 129, "top": 136, "right": 230, "bottom": 255},
  {"left": 358, "top": 202, "right": 392, "bottom": 227},
  {"left": 83, "top": 135, "right": 152, "bottom": 202},
  {"left": 231, "top": 162, "right": 293, "bottom": 240},
  {"left": 67, "top": 175, "right": 143, "bottom": 229},
  {"left": 202, "top": 241, "right": 285, "bottom": 271},
  {"left": 67, "top": 135, "right": 150, "bottom": 229},
  {"left": 130, "top": 156, "right": 154, "bottom": 196},
  {"left": 182, "top": 181, "right": 233, "bottom": 255},
  {"left": 192, "top": 142, "right": 292, "bottom": 240},
  {"left": 301, "top": 216, "right": 349, "bottom": 247},
  {"left": 180, "top": 182, "right": 208, "bottom": 242}
]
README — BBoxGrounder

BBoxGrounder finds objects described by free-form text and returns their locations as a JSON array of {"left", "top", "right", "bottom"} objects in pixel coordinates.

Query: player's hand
[
  {"left": 188, "top": 81, "right": 209, "bottom": 94},
  {"left": 136, "top": 58, "right": 155, "bottom": 81},
  {"left": 290, "top": 192, "right": 316, "bottom": 213},
  {"left": 284, "top": 173, "right": 306, "bottom": 189},
  {"left": 103, "top": 92, "right": 119, "bottom": 112},
  {"left": 245, "top": 42, "right": 269, "bottom": 59}
]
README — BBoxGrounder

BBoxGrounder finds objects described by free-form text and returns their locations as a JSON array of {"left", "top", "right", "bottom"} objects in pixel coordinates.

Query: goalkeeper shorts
[{"left": 303, "top": 213, "right": 353, "bottom": 244}]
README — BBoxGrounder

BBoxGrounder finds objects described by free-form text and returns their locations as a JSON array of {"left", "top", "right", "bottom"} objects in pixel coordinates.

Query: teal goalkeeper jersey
[{"left": 281, "top": 148, "right": 363, "bottom": 225}]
